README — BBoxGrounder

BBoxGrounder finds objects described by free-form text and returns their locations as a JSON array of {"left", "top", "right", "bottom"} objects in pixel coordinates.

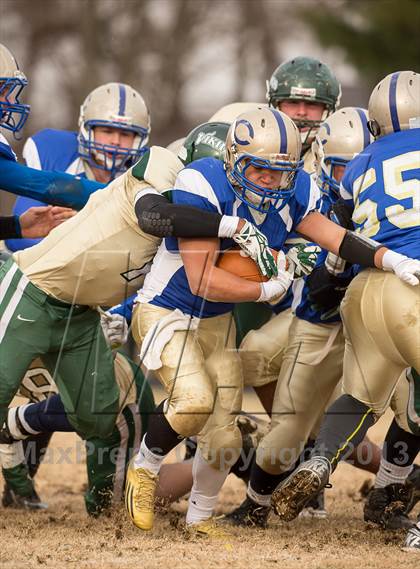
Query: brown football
[{"left": 216, "top": 246, "right": 279, "bottom": 283}]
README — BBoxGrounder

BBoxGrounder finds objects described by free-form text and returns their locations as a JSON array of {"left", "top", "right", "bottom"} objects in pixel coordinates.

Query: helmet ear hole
[{"left": 368, "top": 119, "right": 381, "bottom": 138}]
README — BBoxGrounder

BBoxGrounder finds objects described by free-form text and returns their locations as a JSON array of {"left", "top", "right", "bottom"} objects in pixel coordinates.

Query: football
[{"left": 216, "top": 245, "right": 279, "bottom": 282}]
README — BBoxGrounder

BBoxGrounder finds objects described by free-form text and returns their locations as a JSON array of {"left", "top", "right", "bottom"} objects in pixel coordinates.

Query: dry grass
[{"left": 1, "top": 407, "right": 418, "bottom": 569}]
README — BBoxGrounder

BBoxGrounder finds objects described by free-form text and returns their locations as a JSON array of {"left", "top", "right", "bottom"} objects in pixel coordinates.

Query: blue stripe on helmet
[
  {"left": 389, "top": 72, "right": 401, "bottom": 132},
  {"left": 118, "top": 84, "right": 126, "bottom": 116},
  {"left": 355, "top": 108, "right": 370, "bottom": 148},
  {"left": 270, "top": 109, "right": 287, "bottom": 154}
]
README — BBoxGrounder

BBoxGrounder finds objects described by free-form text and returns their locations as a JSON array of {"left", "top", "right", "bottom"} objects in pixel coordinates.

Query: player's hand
[
  {"left": 19, "top": 206, "right": 75, "bottom": 238},
  {"left": 286, "top": 243, "right": 321, "bottom": 277},
  {"left": 233, "top": 220, "right": 278, "bottom": 278},
  {"left": 382, "top": 251, "right": 420, "bottom": 286},
  {"left": 100, "top": 312, "right": 129, "bottom": 348},
  {"left": 257, "top": 270, "right": 293, "bottom": 304},
  {"left": 324, "top": 252, "right": 347, "bottom": 276}
]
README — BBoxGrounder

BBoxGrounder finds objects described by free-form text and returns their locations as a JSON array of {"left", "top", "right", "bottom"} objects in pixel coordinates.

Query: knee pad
[
  {"left": 165, "top": 398, "right": 213, "bottom": 438},
  {"left": 256, "top": 433, "right": 303, "bottom": 476},
  {"left": 198, "top": 423, "right": 242, "bottom": 470}
]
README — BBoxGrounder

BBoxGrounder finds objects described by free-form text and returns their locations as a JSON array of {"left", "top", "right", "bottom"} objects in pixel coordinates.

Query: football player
[
  {"left": 124, "top": 106, "right": 419, "bottom": 537},
  {"left": 0, "top": 44, "right": 74, "bottom": 240},
  {"left": 6, "top": 81, "right": 151, "bottom": 251},
  {"left": 267, "top": 56, "right": 341, "bottom": 172},
  {"left": 225, "top": 107, "right": 380, "bottom": 527},
  {"left": 270, "top": 70, "right": 420, "bottom": 521}
]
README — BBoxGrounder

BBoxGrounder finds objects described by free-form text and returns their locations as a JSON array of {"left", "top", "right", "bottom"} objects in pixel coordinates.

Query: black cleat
[
  {"left": 364, "top": 485, "right": 413, "bottom": 529},
  {"left": 405, "top": 464, "right": 420, "bottom": 514},
  {"left": 271, "top": 457, "right": 331, "bottom": 522},
  {"left": 223, "top": 497, "right": 270, "bottom": 528},
  {"left": 2, "top": 484, "right": 48, "bottom": 510}
]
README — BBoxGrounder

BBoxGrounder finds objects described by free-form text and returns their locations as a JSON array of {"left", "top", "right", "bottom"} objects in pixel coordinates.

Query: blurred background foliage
[{"left": 0, "top": 0, "right": 418, "bottom": 151}]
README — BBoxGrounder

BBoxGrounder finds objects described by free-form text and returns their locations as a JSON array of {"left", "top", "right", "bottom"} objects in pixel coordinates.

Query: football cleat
[
  {"left": 185, "top": 516, "right": 232, "bottom": 540},
  {"left": 223, "top": 497, "right": 270, "bottom": 528},
  {"left": 2, "top": 483, "right": 48, "bottom": 510},
  {"left": 402, "top": 521, "right": 420, "bottom": 553},
  {"left": 299, "top": 488, "right": 328, "bottom": 519},
  {"left": 364, "top": 484, "right": 414, "bottom": 529},
  {"left": 271, "top": 457, "right": 331, "bottom": 521},
  {"left": 125, "top": 459, "right": 157, "bottom": 531}
]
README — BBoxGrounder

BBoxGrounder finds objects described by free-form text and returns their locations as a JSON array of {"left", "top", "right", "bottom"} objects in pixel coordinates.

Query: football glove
[
  {"left": 257, "top": 271, "right": 293, "bottom": 304},
  {"left": 100, "top": 311, "right": 129, "bottom": 348},
  {"left": 286, "top": 243, "right": 322, "bottom": 277},
  {"left": 382, "top": 251, "right": 420, "bottom": 286},
  {"left": 324, "top": 252, "right": 347, "bottom": 276},
  {"left": 233, "top": 220, "right": 278, "bottom": 278}
]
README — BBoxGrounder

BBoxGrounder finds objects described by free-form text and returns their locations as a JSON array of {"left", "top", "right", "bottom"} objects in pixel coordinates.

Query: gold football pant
[
  {"left": 132, "top": 303, "right": 243, "bottom": 469},
  {"left": 256, "top": 317, "right": 344, "bottom": 475},
  {"left": 239, "top": 309, "right": 293, "bottom": 387},
  {"left": 341, "top": 269, "right": 420, "bottom": 415}
]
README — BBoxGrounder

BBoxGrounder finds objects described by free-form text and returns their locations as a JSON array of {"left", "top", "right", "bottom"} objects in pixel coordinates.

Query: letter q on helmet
[
  {"left": 368, "top": 71, "right": 420, "bottom": 138},
  {"left": 0, "top": 43, "right": 30, "bottom": 134},
  {"left": 224, "top": 107, "right": 303, "bottom": 213},
  {"left": 78, "top": 82, "right": 151, "bottom": 177}
]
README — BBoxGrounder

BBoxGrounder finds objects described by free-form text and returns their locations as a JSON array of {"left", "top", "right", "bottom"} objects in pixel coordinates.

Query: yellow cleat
[
  {"left": 185, "top": 516, "right": 233, "bottom": 545},
  {"left": 125, "top": 459, "right": 157, "bottom": 531}
]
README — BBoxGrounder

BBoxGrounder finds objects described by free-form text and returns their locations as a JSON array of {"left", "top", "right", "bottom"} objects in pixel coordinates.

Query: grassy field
[{"left": 0, "top": 405, "right": 418, "bottom": 569}]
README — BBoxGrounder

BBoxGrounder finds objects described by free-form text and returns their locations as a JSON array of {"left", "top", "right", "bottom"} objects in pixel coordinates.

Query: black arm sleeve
[
  {"left": 338, "top": 230, "right": 384, "bottom": 267},
  {"left": 0, "top": 216, "right": 21, "bottom": 240},
  {"left": 135, "top": 193, "right": 223, "bottom": 238}
]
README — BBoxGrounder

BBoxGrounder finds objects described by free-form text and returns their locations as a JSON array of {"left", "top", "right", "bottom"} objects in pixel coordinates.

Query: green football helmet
[
  {"left": 266, "top": 56, "right": 341, "bottom": 150},
  {"left": 178, "top": 121, "right": 230, "bottom": 165}
]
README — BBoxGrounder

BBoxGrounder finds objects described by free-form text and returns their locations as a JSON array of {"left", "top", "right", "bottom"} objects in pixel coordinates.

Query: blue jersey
[
  {"left": 0, "top": 133, "right": 17, "bottom": 162},
  {"left": 137, "top": 158, "right": 320, "bottom": 318},
  {"left": 340, "top": 129, "right": 420, "bottom": 259},
  {"left": 6, "top": 129, "right": 88, "bottom": 252},
  {"left": 109, "top": 295, "right": 136, "bottom": 324}
]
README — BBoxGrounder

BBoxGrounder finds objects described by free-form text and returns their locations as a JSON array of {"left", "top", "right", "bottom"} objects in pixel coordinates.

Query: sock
[
  {"left": 247, "top": 461, "right": 289, "bottom": 506},
  {"left": 134, "top": 435, "right": 166, "bottom": 474},
  {"left": 374, "top": 457, "right": 413, "bottom": 488},
  {"left": 186, "top": 449, "right": 230, "bottom": 525},
  {"left": 23, "top": 433, "right": 53, "bottom": 478},
  {"left": 314, "top": 394, "right": 375, "bottom": 471},
  {"left": 144, "top": 400, "right": 183, "bottom": 456},
  {"left": 383, "top": 418, "right": 420, "bottom": 466},
  {"left": 21, "top": 395, "right": 74, "bottom": 434}
]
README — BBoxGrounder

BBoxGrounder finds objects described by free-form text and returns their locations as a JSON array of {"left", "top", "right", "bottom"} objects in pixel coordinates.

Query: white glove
[
  {"left": 100, "top": 312, "right": 129, "bottom": 348},
  {"left": 233, "top": 220, "right": 277, "bottom": 278},
  {"left": 286, "top": 243, "right": 322, "bottom": 277},
  {"left": 257, "top": 271, "right": 293, "bottom": 304},
  {"left": 382, "top": 250, "right": 420, "bottom": 286}
]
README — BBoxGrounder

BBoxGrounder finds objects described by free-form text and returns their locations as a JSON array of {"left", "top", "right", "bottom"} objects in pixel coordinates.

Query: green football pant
[
  {"left": 0, "top": 259, "right": 119, "bottom": 438},
  {"left": 85, "top": 358, "right": 155, "bottom": 516}
]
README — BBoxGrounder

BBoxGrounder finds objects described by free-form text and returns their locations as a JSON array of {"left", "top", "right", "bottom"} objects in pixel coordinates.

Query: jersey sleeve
[
  {"left": 0, "top": 156, "right": 105, "bottom": 209},
  {"left": 171, "top": 167, "right": 222, "bottom": 214},
  {"left": 291, "top": 172, "right": 321, "bottom": 230}
]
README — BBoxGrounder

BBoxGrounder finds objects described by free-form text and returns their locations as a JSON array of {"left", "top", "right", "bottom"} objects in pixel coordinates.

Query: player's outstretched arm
[
  {"left": 297, "top": 212, "right": 420, "bottom": 286},
  {"left": 0, "top": 156, "right": 105, "bottom": 209}
]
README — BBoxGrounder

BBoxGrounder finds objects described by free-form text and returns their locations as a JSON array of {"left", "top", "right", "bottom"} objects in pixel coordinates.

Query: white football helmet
[
  {"left": 209, "top": 102, "right": 266, "bottom": 123},
  {"left": 225, "top": 107, "right": 302, "bottom": 212},
  {"left": 368, "top": 71, "right": 420, "bottom": 138},
  {"left": 0, "top": 43, "right": 30, "bottom": 134},
  {"left": 312, "top": 107, "right": 373, "bottom": 196},
  {"left": 78, "top": 82, "right": 151, "bottom": 176}
]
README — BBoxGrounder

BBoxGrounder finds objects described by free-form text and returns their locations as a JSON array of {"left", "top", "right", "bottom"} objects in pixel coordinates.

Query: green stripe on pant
[{"left": 0, "top": 258, "right": 119, "bottom": 439}]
